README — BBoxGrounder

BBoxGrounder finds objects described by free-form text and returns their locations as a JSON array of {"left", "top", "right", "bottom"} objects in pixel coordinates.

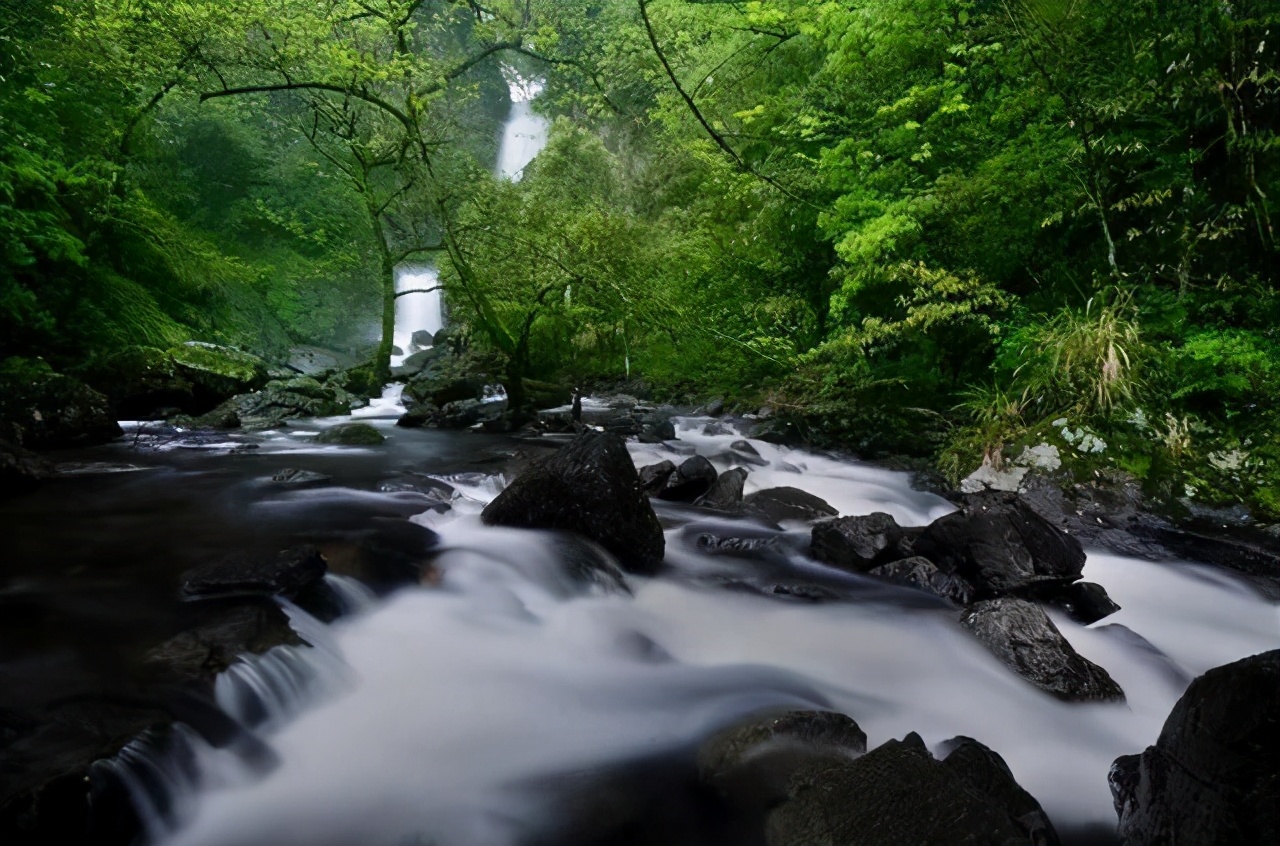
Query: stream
[{"left": 3, "top": 388, "right": 1275, "bottom": 846}]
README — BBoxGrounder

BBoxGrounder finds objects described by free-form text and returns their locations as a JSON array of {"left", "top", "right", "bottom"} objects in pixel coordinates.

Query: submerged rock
[
  {"left": 181, "top": 545, "right": 328, "bottom": 599},
  {"left": 698, "top": 710, "right": 867, "bottom": 810},
  {"left": 315, "top": 423, "right": 385, "bottom": 445},
  {"left": 811, "top": 512, "right": 905, "bottom": 572},
  {"left": 657, "top": 455, "right": 718, "bottom": 503},
  {"left": 743, "top": 487, "right": 838, "bottom": 524},
  {"left": 914, "top": 493, "right": 1086, "bottom": 598},
  {"left": 694, "top": 467, "right": 749, "bottom": 512},
  {"left": 961, "top": 598, "right": 1125, "bottom": 702},
  {"left": 1110, "top": 649, "right": 1279, "bottom": 846},
  {"left": 268, "top": 468, "right": 333, "bottom": 489},
  {"left": 481, "top": 432, "right": 665, "bottom": 574},
  {"left": 766, "top": 732, "right": 1058, "bottom": 846}
]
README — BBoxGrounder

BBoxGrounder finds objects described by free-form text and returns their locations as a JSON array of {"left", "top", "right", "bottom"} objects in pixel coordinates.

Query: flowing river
[{"left": 6, "top": 388, "right": 1273, "bottom": 846}]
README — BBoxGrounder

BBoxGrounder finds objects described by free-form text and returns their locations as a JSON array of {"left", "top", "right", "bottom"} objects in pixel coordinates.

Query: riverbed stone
[
  {"left": 698, "top": 710, "right": 867, "bottom": 810},
  {"left": 657, "top": 455, "right": 718, "bottom": 502},
  {"left": 694, "top": 467, "right": 749, "bottom": 512},
  {"left": 765, "top": 732, "right": 1057, "bottom": 846},
  {"left": 869, "top": 557, "right": 975, "bottom": 606},
  {"left": 914, "top": 493, "right": 1086, "bottom": 598},
  {"left": 481, "top": 431, "right": 665, "bottom": 574},
  {"left": 743, "top": 487, "right": 838, "bottom": 524},
  {"left": 1110, "top": 649, "right": 1279, "bottom": 846},
  {"left": 315, "top": 422, "right": 385, "bottom": 445},
  {"left": 170, "top": 342, "right": 269, "bottom": 404},
  {"left": 811, "top": 512, "right": 905, "bottom": 572},
  {"left": 638, "top": 460, "right": 676, "bottom": 495},
  {"left": 1046, "top": 581, "right": 1121, "bottom": 625},
  {"left": 961, "top": 598, "right": 1125, "bottom": 702},
  {"left": 0, "top": 439, "right": 51, "bottom": 496},
  {"left": 181, "top": 545, "right": 328, "bottom": 599},
  {"left": 638, "top": 418, "right": 676, "bottom": 444}
]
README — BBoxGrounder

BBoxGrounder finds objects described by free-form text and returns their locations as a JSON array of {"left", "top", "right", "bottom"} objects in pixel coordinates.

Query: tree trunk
[{"left": 369, "top": 207, "right": 397, "bottom": 380}]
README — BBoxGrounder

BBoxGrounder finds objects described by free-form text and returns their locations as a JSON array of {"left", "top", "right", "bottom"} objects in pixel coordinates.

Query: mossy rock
[
  {"left": 0, "top": 357, "right": 122, "bottom": 449},
  {"left": 170, "top": 342, "right": 269, "bottom": 406},
  {"left": 77, "top": 346, "right": 194, "bottom": 419},
  {"left": 315, "top": 423, "right": 385, "bottom": 445},
  {"left": 326, "top": 363, "right": 383, "bottom": 400}
]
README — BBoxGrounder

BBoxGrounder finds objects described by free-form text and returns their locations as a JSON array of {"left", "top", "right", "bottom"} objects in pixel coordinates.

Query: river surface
[{"left": 3, "top": 390, "right": 1275, "bottom": 846}]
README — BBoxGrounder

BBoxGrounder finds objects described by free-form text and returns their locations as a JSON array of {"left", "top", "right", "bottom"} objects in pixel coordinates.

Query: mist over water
[{"left": 146, "top": 414, "right": 1278, "bottom": 846}]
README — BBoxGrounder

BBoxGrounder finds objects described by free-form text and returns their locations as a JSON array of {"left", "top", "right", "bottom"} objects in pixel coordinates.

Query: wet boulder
[
  {"left": 695, "top": 467, "right": 749, "bottom": 512},
  {"left": 698, "top": 710, "right": 867, "bottom": 810},
  {"left": 743, "top": 487, "right": 838, "bottom": 525},
  {"left": 396, "top": 402, "right": 440, "bottom": 428},
  {"left": 181, "top": 545, "right": 328, "bottom": 599},
  {"left": 766, "top": 732, "right": 1058, "bottom": 846},
  {"left": 811, "top": 512, "right": 905, "bottom": 573},
  {"left": 391, "top": 346, "right": 447, "bottom": 379},
  {"left": 914, "top": 493, "right": 1086, "bottom": 598},
  {"left": 870, "top": 556, "right": 975, "bottom": 607},
  {"left": 0, "top": 359, "right": 122, "bottom": 449},
  {"left": 657, "top": 456, "right": 718, "bottom": 503},
  {"left": 481, "top": 432, "right": 665, "bottom": 574},
  {"left": 1046, "top": 581, "right": 1121, "bottom": 625},
  {"left": 1110, "top": 649, "right": 1279, "bottom": 846},
  {"left": 638, "top": 460, "right": 676, "bottom": 495},
  {"left": 267, "top": 468, "right": 332, "bottom": 489},
  {"left": 724, "top": 439, "right": 769, "bottom": 467},
  {"left": 315, "top": 422, "right": 385, "bottom": 445},
  {"left": 638, "top": 418, "right": 676, "bottom": 444},
  {"left": 702, "top": 420, "right": 734, "bottom": 436},
  {"left": 961, "top": 598, "right": 1125, "bottom": 702}
]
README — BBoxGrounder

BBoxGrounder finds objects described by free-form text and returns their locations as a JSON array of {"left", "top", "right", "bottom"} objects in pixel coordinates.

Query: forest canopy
[{"left": 2, "top": 0, "right": 1277, "bottom": 515}]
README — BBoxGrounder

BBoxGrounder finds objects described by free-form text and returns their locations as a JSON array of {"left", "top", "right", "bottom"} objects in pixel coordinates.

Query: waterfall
[
  {"left": 389, "top": 76, "right": 548, "bottom": 363},
  {"left": 391, "top": 265, "right": 443, "bottom": 363},
  {"left": 496, "top": 73, "right": 550, "bottom": 182}
]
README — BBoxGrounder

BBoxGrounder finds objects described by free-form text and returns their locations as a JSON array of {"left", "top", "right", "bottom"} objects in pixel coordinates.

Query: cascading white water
[
  {"left": 391, "top": 266, "right": 443, "bottom": 364},
  {"left": 146, "top": 418, "right": 1279, "bottom": 846},
  {"left": 496, "top": 73, "right": 549, "bottom": 182}
]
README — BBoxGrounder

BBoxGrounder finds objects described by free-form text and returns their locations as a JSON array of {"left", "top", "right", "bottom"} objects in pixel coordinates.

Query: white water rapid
[{"left": 138, "top": 418, "right": 1277, "bottom": 846}]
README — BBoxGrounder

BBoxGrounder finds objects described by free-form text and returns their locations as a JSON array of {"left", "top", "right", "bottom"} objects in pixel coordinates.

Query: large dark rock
[
  {"left": 766, "top": 732, "right": 1058, "bottom": 846},
  {"left": 914, "top": 494, "right": 1086, "bottom": 598},
  {"left": 0, "top": 439, "right": 51, "bottom": 497},
  {"left": 181, "top": 545, "right": 328, "bottom": 599},
  {"left": 657, "top": 456, "right": 718, "bottom": 503},
  {"left": 391, "top": 346, "right": 447, "bottom": 378},
  {"left": 811, "top": 512, "right": 905, "bottom": 573},
  {"left": 314, "top": 422, "right": 385, "bottom": 445},
  {"left": 1110, "top": 649, "right": 1279, "bottom": 846},
  {"left": 870, "top": 556, "right": 975, "bottom": 606},
  {"left": 481, "top": 432, "right": 665, "bottom": 574},
  {"left": 697, "top": 710, "right": 867, "bottom": 810},
  {"left": 638, "top": 418, "right": 676, "bottom": 444},
  {"left": 961, "top": 598, "right": 1125, "bottom": 702},
  {"left": 743, "top": 487, "right": 838, "bottom": 524},
  {"left": 638, "top": 460, "right": 676, "bottom": 495},
  {"left": 723, "top": 439, "right": 769, "bottom": 467},
  {"left": 0, "top": 359, "right": 122, "bottom": 449},
  {"left": 170, "top": 342, "right": 269, "bottom": 405},
  {"left": 695, "top": 467, "right": 749, "bottom": 512},
  {"left": 79, "top": 346, "right": 195, "bottom": 419}
]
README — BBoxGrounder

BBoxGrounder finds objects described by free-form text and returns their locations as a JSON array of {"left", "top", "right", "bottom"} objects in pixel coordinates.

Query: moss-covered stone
[
  {"left": 170, "top": 342, "right": 269, "bottom": 405},
  {"left": 315, "top": 422, "right": 385, "bottom": 445},
  {"left": 0, "top": 357, "right": 122, "bottom": 449},
  {"left": 77, "top": 346, "right": 194, "bottom": 419},
  {"left": 326, "top": 363, "right": 384, "bottom": 400}
]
